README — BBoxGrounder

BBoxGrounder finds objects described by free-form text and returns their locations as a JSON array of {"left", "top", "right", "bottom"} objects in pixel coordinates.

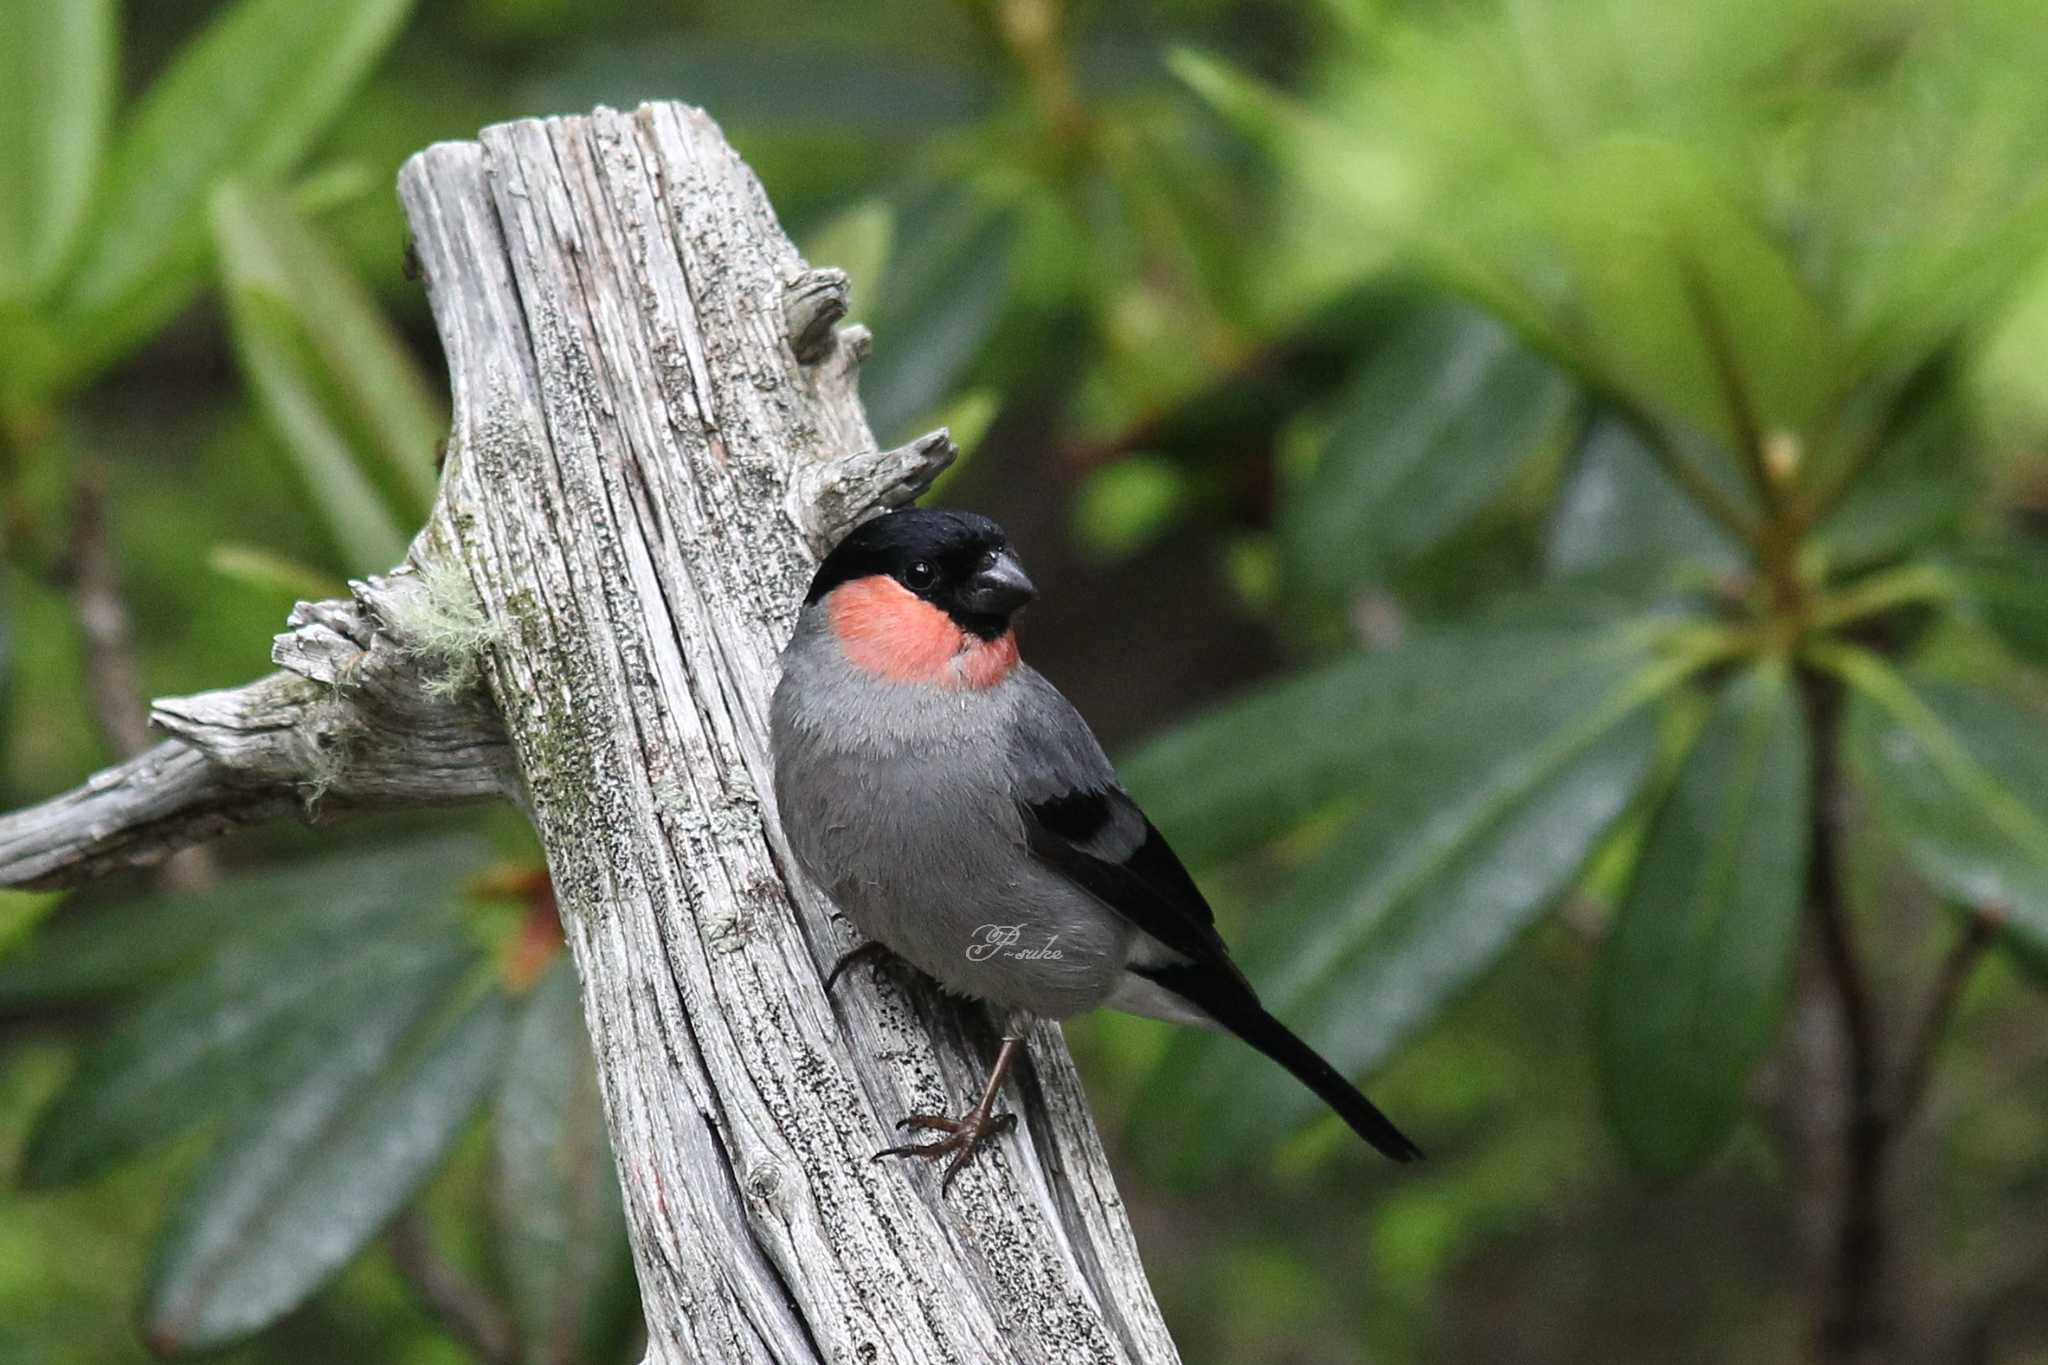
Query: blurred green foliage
[
  {"left": 1130, "top": 0, "right": 2048, "bottom": 1175},
  {"left": 4, "top": 0, "right": 2048, "bottom": 1362}
]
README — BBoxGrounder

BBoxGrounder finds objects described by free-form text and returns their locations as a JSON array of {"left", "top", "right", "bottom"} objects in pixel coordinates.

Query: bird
[{"left": 769, "top": 507, "right": 1422, "bottom": 1190}]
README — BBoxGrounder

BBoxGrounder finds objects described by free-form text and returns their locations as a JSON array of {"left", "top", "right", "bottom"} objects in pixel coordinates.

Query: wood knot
[
  {"left": 743, "top": 1161, "right": 790, "bottom": 1217},
  {"left": 782, "top": 267, "right": 850, "bottom": 364}
]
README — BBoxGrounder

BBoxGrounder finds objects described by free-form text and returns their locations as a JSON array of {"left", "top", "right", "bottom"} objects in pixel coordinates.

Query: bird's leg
[
  {"left": 873, "top": 1033, "right": 1025, "bottom": 1193},
  {"left": 824, "top": 940, "right": 903, "bottom": 994}
]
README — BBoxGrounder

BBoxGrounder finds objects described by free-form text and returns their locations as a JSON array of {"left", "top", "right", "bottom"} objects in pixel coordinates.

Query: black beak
[{"left": 960, "top": 549, "right": 1036, "bottom": 616}]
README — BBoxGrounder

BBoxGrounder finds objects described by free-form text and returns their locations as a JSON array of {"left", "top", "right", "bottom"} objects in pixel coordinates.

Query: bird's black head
[{"left": 806, "top": 509, "right": 1036, "bottom": 639}]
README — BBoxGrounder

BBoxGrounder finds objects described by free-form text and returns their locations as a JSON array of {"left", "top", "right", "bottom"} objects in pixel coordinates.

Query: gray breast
[{"left": 769, "top": 610, "right": 1130, "bottom": 1018}]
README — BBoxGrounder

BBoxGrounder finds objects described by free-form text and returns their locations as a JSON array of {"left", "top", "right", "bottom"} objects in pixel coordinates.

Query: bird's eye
[{"left": 904, "top": 560, "right": 937, "bottom": 590}]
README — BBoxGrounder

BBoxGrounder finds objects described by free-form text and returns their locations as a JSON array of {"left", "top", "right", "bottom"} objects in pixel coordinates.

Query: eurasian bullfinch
[{"left": 770, "top": 508, "right": 1421, "bottom": 1189}]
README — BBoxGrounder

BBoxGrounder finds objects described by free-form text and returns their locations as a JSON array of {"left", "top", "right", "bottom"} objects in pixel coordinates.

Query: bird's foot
[
  {"left": 824, "top": 940, "right": 903, "bottom": 994},
  {"left": 873, "top": 1105, "right": 1018, "bottom": 1193}
]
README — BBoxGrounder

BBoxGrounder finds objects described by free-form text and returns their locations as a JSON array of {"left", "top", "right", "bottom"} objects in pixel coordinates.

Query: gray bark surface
[{"left": 0, "top": 102, "right": 1179, "bottom": 1365}]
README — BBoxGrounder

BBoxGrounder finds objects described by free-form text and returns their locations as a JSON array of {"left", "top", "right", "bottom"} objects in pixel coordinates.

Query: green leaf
[
  {"left": 1168, "top": 46, "right": 1435, "bottom": 309},
  {"left": 799, "top": 199, "right": 893, "bottom": 317},
  {"left": 1554, "top": 137, "right": 1843, "bottom": 474},
  {"left": 20, "top": 927, "right": 466, "bottom": 1188},
  {"left": 12, "top": 840, "right": 487, "bottom": 1185},
  {"left": 49, "top": 0, "right": 416, "bottom": 383},
  {"left": 1840, "top": 655, "right": 2048, "bottom": 953},
  {"left": 0, "top": 893, "right": 241, "bottom": 1008},
  {"left": 496, "top": 959, "right": 635, "bottom": 1365},
  {"left": 221, "top": 288, "right": 411, "bottom": 569},
  {"left": 1810, "top": 386, "right": 1975, "bottom": 572},
  {"left": 285, "top": 159, "right": 376, "bottom": 218},
  {"left": 0, "top": 837, "right": 485, "bottom": 1007},
  {"left": 1074, "top": 455, "right": 1189, "bottom": 561},
  {"left": 0, "top": 0, "right": 113, "bottom": 300},
  {"left": 0, "top": 888, "right": 62, "bottom": 958},
  {"left": 1167, "top": 47, "right": 1292, "bottom": 145},
  {"left": 1851, "top": 188, "right": 2048, "bottom": 383},
  {"left": 213, "top": 181, "right": 442, "bottom": 567},
  {"left": 1140, "top": 691, "right": 1661, "bottom": 1174},
  {"left": 1594, "top": 662, "right": 1810, "bottom": 1176},
  {"left": 206, "top": 543, "right": 351, "bottom": 603},
  {"left": 145, "top": 987, "right": 510, "bottom": 1353},
  {"left": 1947, "top": 542, "right": 2048, "bottom": 667},
  {"left": 214, "top": 181, "right": 442, "bottom": 518},
  {"left": 860, "top": 192, "right": 1016, "bottom": 443},
  {"left": 0, "top": 300, "right": 73, "bottom": 414},
  {"left": 1120, "top": 620, "right": 1680, "bottom": 866},
  {"left": 1284, "top": 304, "right": 1571, "bottom": 600},
  {"left": 1546, "top": 417, "right": 1742, "bottom": 584}
]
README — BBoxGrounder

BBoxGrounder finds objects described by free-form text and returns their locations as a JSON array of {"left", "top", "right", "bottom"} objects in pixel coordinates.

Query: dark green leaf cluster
[
  {"left": 1107, "top": 0, "right": 2048, "bottom": 1182},
  {"left": 2, "top": 841, "right": 634, "bottom": 1359},
  {"left": 0, "top": 0, "right": 416, "bottom": 421}
]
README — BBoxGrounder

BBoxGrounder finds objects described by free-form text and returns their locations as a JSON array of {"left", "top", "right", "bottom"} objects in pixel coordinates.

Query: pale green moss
[{"left": 388, "top": 559, "right": 504, "bottom": 700}]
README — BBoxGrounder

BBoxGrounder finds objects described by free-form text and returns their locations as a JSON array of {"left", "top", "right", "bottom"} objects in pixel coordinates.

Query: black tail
[
  {"left": 1142, "top": 963, "right": 1424, "bottom": 1162},
  {"left": 1230, "top": 1001, "right": 1424, "bottom": 1161}
]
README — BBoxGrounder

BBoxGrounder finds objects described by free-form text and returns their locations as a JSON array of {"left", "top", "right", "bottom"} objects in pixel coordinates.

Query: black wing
[
  {"left": 1004, "top": 668, "right": 1240, "bottom": 976},
  {"left": 1018, "top": 782, "right": 1245, "bottom": 983}
]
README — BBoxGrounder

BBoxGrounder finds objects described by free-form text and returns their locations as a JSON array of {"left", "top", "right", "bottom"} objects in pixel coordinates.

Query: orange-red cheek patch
[{"left": 827, "top": 577, "right": 1019, "bottom": 690}]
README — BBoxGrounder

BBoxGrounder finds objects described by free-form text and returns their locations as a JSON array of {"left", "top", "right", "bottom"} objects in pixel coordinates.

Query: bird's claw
[
  {"left": 824, "top": 941, "right": 900, "bottom": 995},
  {"left": 873, "top": 1108, "right": 1018, "bottom": 1192}
]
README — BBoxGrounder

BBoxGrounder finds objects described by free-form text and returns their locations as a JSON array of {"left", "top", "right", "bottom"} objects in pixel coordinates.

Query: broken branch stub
[{"left": 0, "top": 569, "right": 513, "bottom": 889}]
